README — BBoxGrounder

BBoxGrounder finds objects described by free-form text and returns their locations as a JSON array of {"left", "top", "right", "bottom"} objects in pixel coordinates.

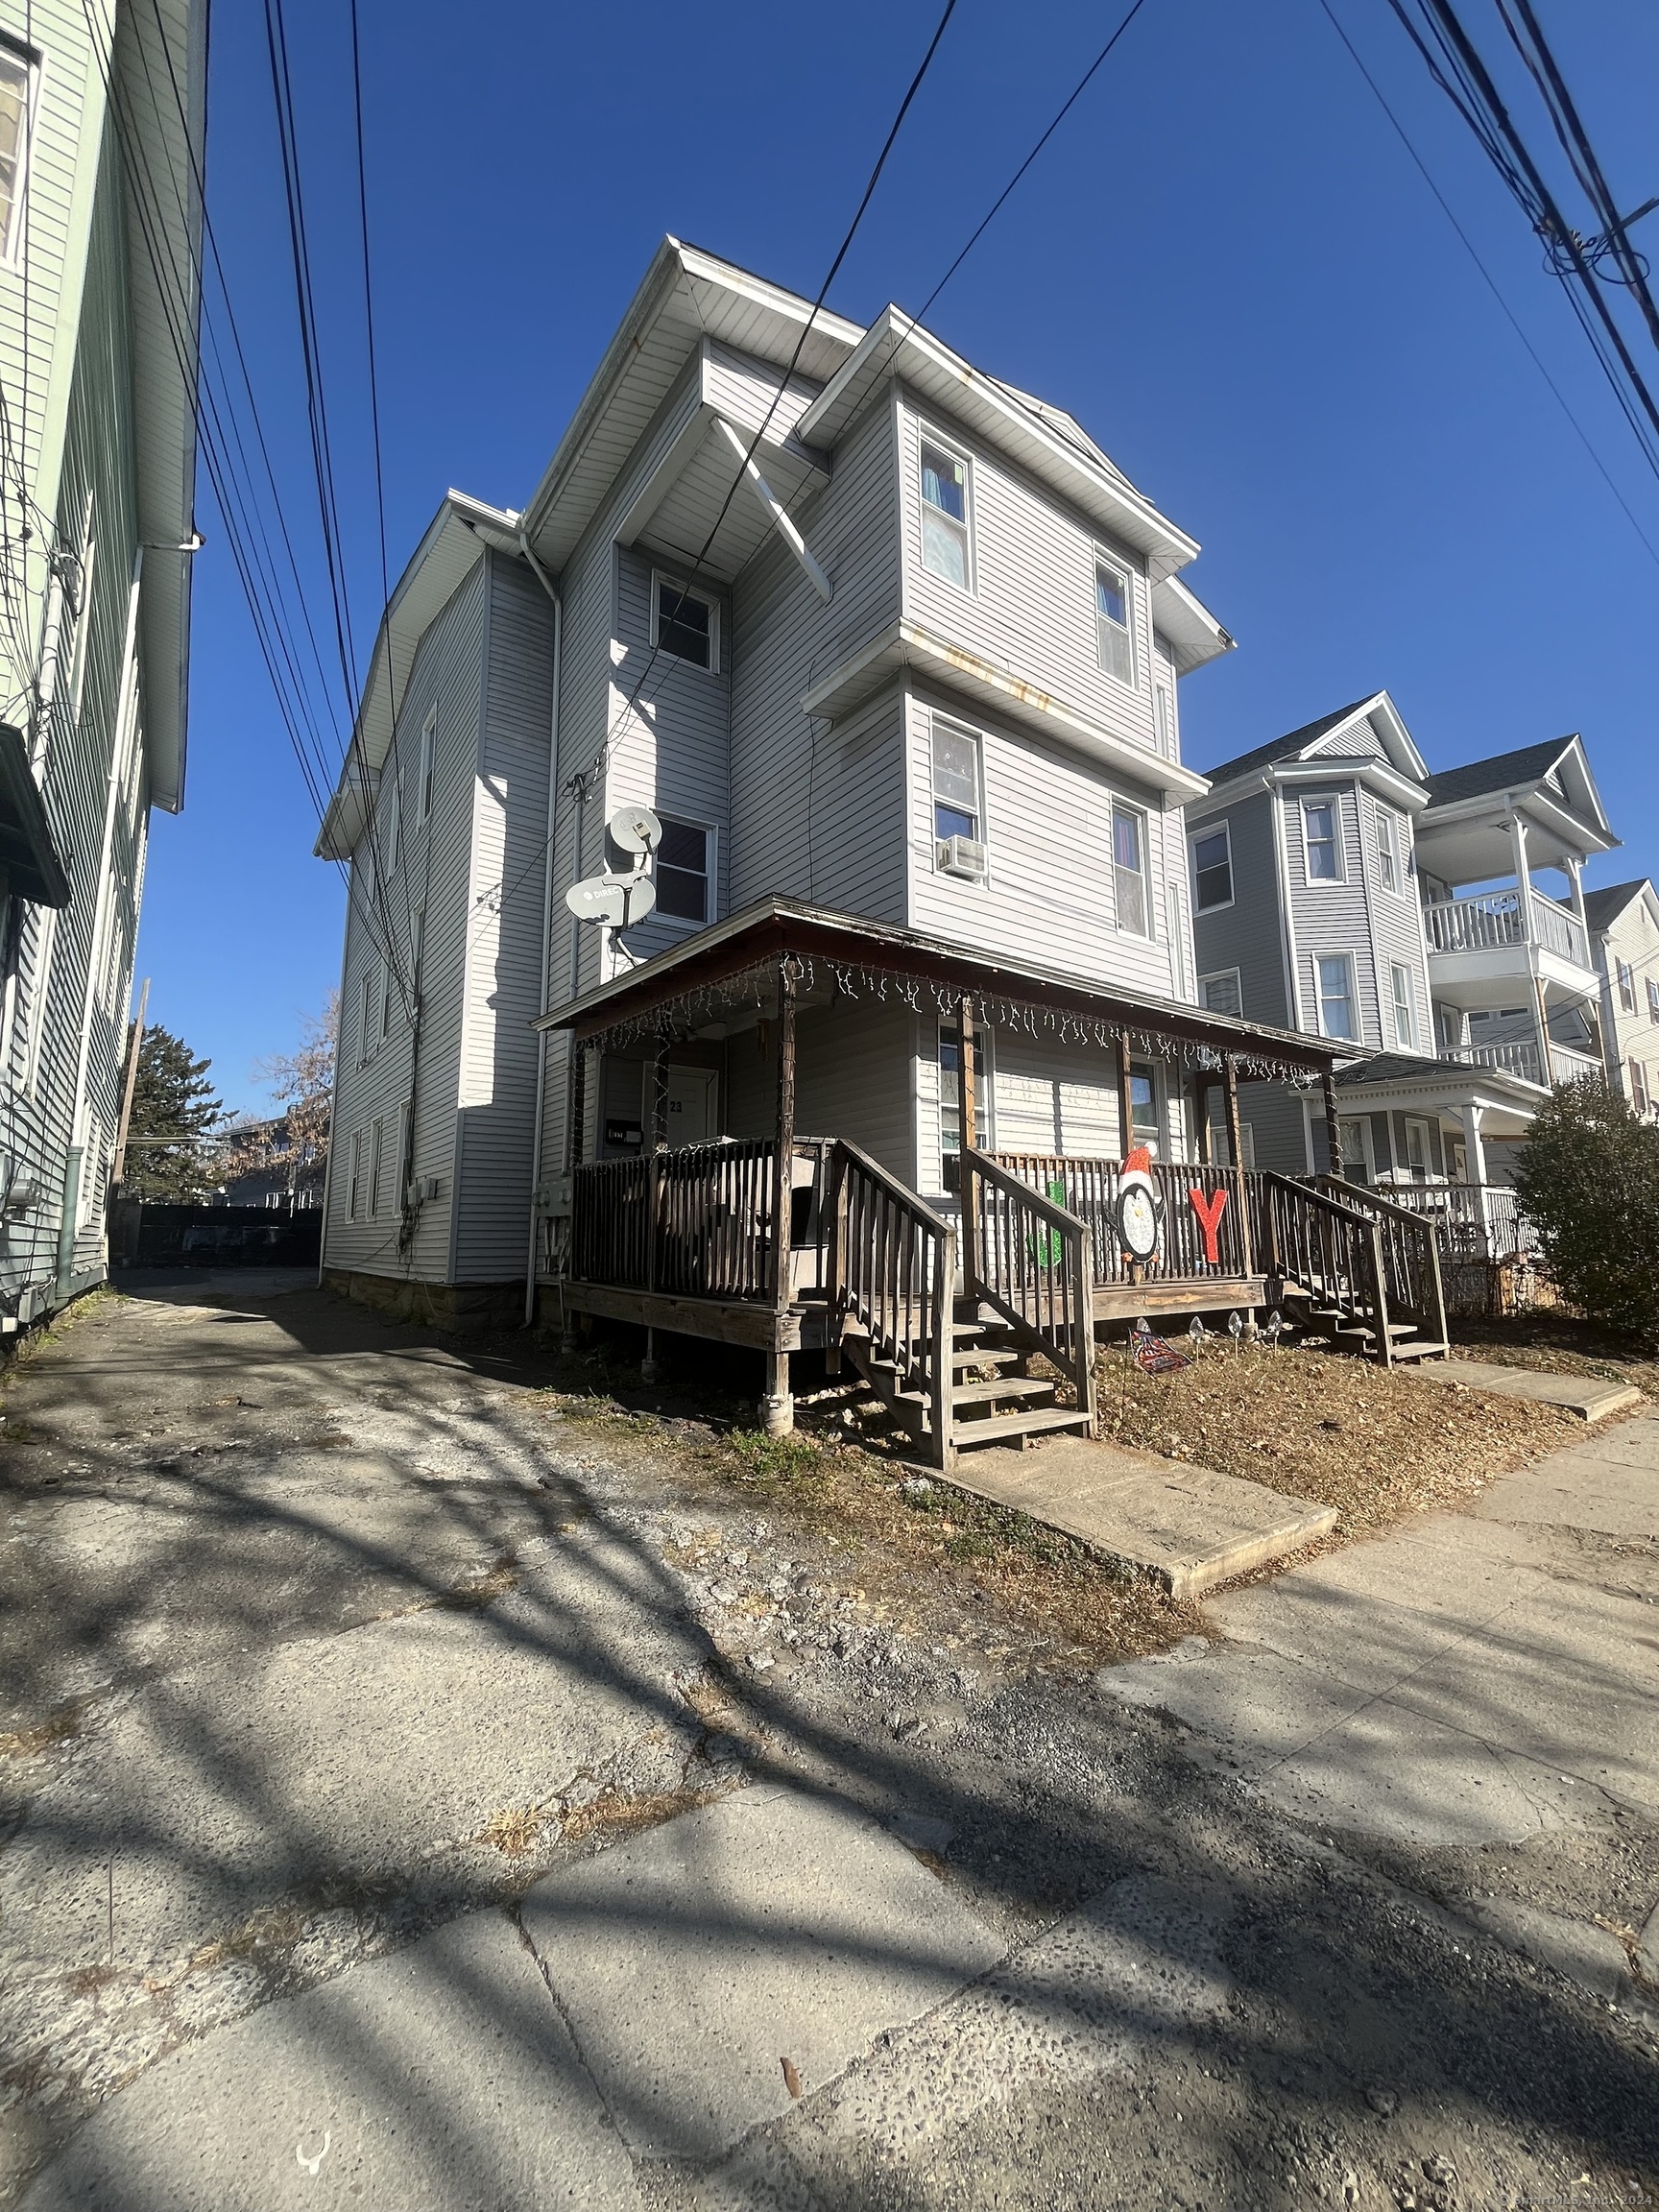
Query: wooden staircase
[
  {"left": 1262, "top": 1173, "right": 1449, "bottom": 1368},
  {"left": 842, "top": 1303, "right": 1093, "bottom": 1455}
]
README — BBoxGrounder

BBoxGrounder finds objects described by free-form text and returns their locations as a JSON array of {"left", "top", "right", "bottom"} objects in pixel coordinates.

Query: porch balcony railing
[
  {"left": 1361, "top": 1180, "right": 1538, "bottom": 1262},
  {"left": 981, "top": 1153, "right": 1260, "bottom": 1288},
  {"left": 1548, "top": 1043, "right": 1603, "bottom": 1085},
  {"left": 1422, "top": 887, "right": 1591, "bottom": 969},
  {"left": 568, "top": 1136, "right": 834, "bottom": 1304},
  {"left": 1444, "top": 1038, "right": 1545, "bottom": 1084}
]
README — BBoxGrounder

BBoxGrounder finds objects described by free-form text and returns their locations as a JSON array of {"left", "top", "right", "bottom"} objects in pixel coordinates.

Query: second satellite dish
[
  {"left": 608, "top": 805, "right": 661, "bottom": 859},
  {"left": 565, "top": 875, "right": 657, "bottom": 927}
]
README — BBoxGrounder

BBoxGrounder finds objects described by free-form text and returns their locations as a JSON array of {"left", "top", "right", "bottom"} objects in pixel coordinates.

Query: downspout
[
  {"left": 519, "top": 530, "right": 564, "bottom": 1325},
  {"left": 65, "top": 547, "right": 143, "bottom": 1294}
]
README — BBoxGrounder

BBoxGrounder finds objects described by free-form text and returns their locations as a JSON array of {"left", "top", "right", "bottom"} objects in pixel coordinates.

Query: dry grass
[
  {"left": 0, "top": 1699, "right": 91, "bottom": 1760},
  {"left": 661, "top": 1422, "right": 1203, "bottom": 1670},
  {"left": 1450, "top": 1312, "right": 1659, "bottom": 1401},
  {"left": 479, "top": 1806, "right": 550, "bottom": 1859},
  {"left": 437, "top": 1555, "right": 519, "bottom": 1611},
  {"left": 560, "top": 1784, "right": 714, "bottom": 1847},
  {"left": 1095, "top": 1338, "right": 1576, "bottom": 1537}
]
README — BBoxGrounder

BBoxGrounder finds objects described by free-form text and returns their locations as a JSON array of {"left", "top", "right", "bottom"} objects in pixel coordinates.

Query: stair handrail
[
  {"left": 962, "top": 1147, "right": 1096, "bottom": 1433},
  {"left": 1260, "top": 1170, "right": 1390, "bottom": 1358},
  {"left": 829, "top": 1139, "right": 956, "bottom": 1470},
  {"left": 1311, "top": 1174, "right": 1448, "bottom": 1352}
]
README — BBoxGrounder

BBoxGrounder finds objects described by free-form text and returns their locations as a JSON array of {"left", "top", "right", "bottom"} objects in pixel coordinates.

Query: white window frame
[
  {"left": 369, "top": 1116, "right": 385, "bottom": 1218},
  {"left": 916, "top": 423, "right": 974, "bottom": 594},
  {"left": 0, "top": 34, "right": 42, "bottom": 271},
  {"left": 408, "top": 903, "right": 424, "bottom": 1015},
  {"left": 21, "top": 906, "right": 53, "bottom": 1096},
  {"left": 1337, "top": 1116, "right": 1376, "bottom": 1184},
  {"left": 1190, "top": 820, "right": 1234, "bottom": 914},
  {"left": 1618, "top": 959, "right": 1637, "bottom": 1013},
  {"left": 1648, "top": 976, "right": 1659, "bottom": 1024},
  {"left": 1111, "top": 798, "right": 1151, "bottom": 939},
  {"left": 359, "top": 970, "right": 375, "bottom": 1068},
  {"left": 1402, "top": 1115, "right": 1434, "bottom": 1181},
  {"left": 1389, "top": 960, "right": 1417, "bottom": 1049},
  {"left": 1154, "top": 685, "right": 1175, "bottom": 759},
  {"left": 380, "top": 776, "right": 400, "bottom": 878},
  {"left": 1200, "top": 967, "right": 1242, "bottom": 1020},
  {"left": 1300, "top": 792, "right": 1346, "bottom": 885},
  {"left": 651, "top": 571, "right": 720, "bottom": 674},
  {"left": 1315, "top": 950, "right": 1359, "bottom": 1042},
  {"left": 417, "top": 705, "right": 436, "bottom": 824},
  {"left": 348, "top": 1128, "right": 365, "bottom": 1220},
  {"left": 928, "top": 712, "right": 985, "bottom": 865},
  {"left": 1374, "top": 803, "right": 1405, "bottom": 897},
  {"left": 653, "top": 813, "right": 716, "bottom": 926},
  {"left": 1093, "top": 548, "right": 1138, "bottom": 688},
  {"left": 379, "top": 955, "right": 394, "bottom": 1041},
  {"left": 937, "top": 1013, "right": 992, "bottom": 1188}
]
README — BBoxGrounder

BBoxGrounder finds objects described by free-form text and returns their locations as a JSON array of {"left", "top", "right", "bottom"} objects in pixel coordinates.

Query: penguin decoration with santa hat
[{"left": 1115, "top": 1143, "right": 1165, "bottom": 1265}]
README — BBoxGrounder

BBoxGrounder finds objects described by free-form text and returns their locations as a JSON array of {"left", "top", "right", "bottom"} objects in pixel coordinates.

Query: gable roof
[
  {"left": 1423, "top": 739, "right": 1570, "bottom": 807},
  {"left": 1198, "top": 691, "right": 1427, "bottom": 797},
  {"left": 1583, "top": 878, "right": 1655, "bottom": 932}
]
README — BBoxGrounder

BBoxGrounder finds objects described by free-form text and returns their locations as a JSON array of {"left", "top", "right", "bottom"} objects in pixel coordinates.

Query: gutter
[{"left": 518, "top": 532, "right": 565, "bottom": 1325}]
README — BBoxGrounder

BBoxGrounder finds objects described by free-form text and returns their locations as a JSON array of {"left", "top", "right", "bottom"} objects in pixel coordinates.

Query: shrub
[{"left": 1511, "top": 1078, "right": 1659, "bottom": 1342}]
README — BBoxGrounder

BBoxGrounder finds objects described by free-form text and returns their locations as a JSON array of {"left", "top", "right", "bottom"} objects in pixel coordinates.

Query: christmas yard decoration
[
  {"left": 1129, "top": 1317, "right": 1191, "bottom": 1375},
  {"left": 1115, "top": 1144, "right": 1164, "bottom": 1262},
  {"left": 1188, "top": 1183, "right": 1229, "bottom": 1265}
]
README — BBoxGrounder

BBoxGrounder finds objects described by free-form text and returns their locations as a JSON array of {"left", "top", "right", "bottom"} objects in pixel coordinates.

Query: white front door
[{"left": 665, "top": 1067, "right": 717, "bottom": 1146}]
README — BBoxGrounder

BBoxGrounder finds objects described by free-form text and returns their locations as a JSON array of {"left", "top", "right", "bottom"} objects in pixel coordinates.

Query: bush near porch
[{"left": 1094, "top": 1338, "right": 1575, "bottom": 1539}]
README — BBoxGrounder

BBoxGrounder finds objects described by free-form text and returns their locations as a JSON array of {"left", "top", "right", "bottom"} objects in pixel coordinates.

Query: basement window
[{"left": 654, "top": 577, "right": 716, "bottom": 670}]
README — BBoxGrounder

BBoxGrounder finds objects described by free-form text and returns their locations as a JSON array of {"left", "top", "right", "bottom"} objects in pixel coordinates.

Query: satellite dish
[
  {"left": 607, "top": 805, "right": 661, "bottom": 858},
  {"left": 565, "top": 874, "right": 658, "bottom": 927}
]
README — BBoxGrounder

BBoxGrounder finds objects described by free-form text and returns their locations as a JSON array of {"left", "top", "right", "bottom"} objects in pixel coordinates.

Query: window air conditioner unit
[{"left": 937, "top": 834, "right": 987, "bottom": 881}]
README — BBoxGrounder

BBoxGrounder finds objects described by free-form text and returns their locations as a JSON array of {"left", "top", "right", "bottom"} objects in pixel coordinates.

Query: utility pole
[{"left": 109, "top": 976, "right": 150, "bottom": 1190}]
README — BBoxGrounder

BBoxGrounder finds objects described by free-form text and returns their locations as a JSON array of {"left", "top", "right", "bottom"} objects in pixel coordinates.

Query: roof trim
[{"left": 1150, "top": 573, "right": 1235, "bottom": 676}]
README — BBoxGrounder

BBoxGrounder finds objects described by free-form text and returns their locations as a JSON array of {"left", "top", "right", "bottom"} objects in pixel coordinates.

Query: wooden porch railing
[
  {"left": 1313, "top": 1175, "right": 1448, "bottom": 1349},
  {"left": 982, "top": 1152, "right": 1257, "bottom": 1288},
  {"left": 1259, "top": 1171, "right": 1394, "bottom": 1364},
  {"left": 569, "top": 1137, "right": 833, "bottom": 1304},
  {"left": 827, "top": 1139, "right": 955, "bottom": 1468},
  {"left": 962, "top": 1149, "right": 1095, "bottom": 1431}
]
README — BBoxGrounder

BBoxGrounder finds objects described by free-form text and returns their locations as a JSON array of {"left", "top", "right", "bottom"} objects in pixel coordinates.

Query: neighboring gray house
[
  {"left": 1189, "top": 706, "right": 1618, "bottom": 1189},
  {"left": 1584, "top": 878, "right": 1659, "bottom": 1118},
  {"left": 317, "top": 240, "right": 1348, "bottom": 1424},
  {"left": 0, "top": 0, "right": 203, "bottom": 1334}
]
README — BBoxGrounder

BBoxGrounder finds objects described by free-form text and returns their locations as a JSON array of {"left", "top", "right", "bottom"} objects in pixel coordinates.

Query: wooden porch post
[
  {"left": 762, "top": 959, "right": 798, "bottom": 1435},
  {"left": 957, "top": 995, "right": 978, "bottom": 1301},
  {"left": 1194, "top": 1076, "right": 1214, "bottom": 1166},
  {"left": 1223, "top": 1055, "right": 1255, "bottom": 1276},
  {"left": 562, "top": 1044, "right": 589, "bottom": 1354},
  {"left": 1321, "top": 1069, "right": 1342, "bottom": 1176},
  {"left": 1117, "top": 1032, "right": 1135, "bottom": 1156},
  {"left": 641, "top": 1042, "right": 670, "bottom": 1383}
]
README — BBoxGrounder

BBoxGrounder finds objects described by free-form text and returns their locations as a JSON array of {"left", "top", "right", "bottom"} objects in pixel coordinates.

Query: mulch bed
[{"left": 1094, "top": 1336, "right": 1578, "bottom": 1538}]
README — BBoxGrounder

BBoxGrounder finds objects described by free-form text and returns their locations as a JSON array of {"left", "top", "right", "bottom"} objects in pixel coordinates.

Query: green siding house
[{"left": 0, "top": 0, "right": 202, "bottom": 1329}]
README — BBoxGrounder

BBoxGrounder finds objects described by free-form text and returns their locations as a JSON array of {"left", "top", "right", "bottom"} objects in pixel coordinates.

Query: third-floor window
[
  {"left": 920, "top": 438, "right": 972, "bottom": 589},
  {"left": 1094, "top": 555, "right": 1135, "bottom": 685},
  {"left": 1303, "top": 796, "right": 1342, "bottom": 882}
]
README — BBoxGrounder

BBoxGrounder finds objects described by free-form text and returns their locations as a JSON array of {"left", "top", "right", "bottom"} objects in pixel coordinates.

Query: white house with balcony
[
  {"left": 1584, "top": 878, "right": 1659, "bottom": 1119},
  {"left": 1188, "top": 708, "right": 1618, "bottom": 1196}
]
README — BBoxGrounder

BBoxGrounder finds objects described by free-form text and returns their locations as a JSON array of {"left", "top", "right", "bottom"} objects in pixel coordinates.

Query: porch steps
[
  {"left": 1285, "top": 1278, "right": 1446, "bottom": 1366},
  {"left": 842, "top": 1309, "right": 1092, "bottom": 1458}
]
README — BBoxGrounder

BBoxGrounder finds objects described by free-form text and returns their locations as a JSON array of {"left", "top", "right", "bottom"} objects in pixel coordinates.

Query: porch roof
[{"left": 538, "top": 898, "right": 1354, "bottom": 1076}]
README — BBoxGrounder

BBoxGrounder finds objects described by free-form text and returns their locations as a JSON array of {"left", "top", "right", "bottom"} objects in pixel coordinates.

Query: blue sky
[{"left": 136, "top": 0, "right": 1659, "bottom": 1115}]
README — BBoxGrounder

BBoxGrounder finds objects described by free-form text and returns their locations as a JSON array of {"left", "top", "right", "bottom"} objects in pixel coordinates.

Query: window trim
[
  {"left": 1199, "top": 967, "right": 1242, "bottom": 1020},
  {"left": 369, "top": 1116, "right": 386, "bottom": 1218},
  {"left": 417, "top": 705, "right": 436, "bottom": 825},
  {"left": 651, "top": 570, "right": 720, "bottom": 674},
  {"left": 652, "top": 812, "right": 716, "bottom": 927},
  {"left": 1389, "top": 959, "right": 1417, "bottom": 1050},
  {"left": 348, "top": 1128, "right": 365, "bottom": 1221},
  {"left": 0, "top": 33, "right": 42, "bottom": 271},
  {"left": 1647, "top": 976, "right": 1659, "bottom": 1024},
  {"left": 1374, "top": 803, "right": 1406, "bottom": 898},
  {"left": 1111, "top": 797, "right": 1152, "bottom": 939},
  {"left": 1189, "top": 819, "right": 1234, "bottom": 915},
  {"left": 916, "top": 422, "right": 975, "bottom": 595},
  {"left": 1093, "top": 546, "right": 1138, "bottom": 690},
  {"left": 1299, "top": 792, "right": 1347, "bottom": 885},
  {"left": 937, "top": 1012, "right": 992, "bottom": 1189},
  {"left": 1402, "top": 1115, "right": 1435, "bottom": 1182},
  {"left": 1618, "top": 958, "right": 1637, "bottom": 1014},
  {"left": 928, "top": 710, "right": 986, "bottom": 871},
  {"left": 359, "top": 970, "right": 375, "bottom": 1068},
  {"left": 1314, "top": 950, "right": 1360, "bottom": 1043},
  {"left": 1154, "top": 685, "right": 1175, "bottom": 760}
]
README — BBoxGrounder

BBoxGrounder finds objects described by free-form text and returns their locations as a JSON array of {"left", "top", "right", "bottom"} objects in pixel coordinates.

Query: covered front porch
[{"left": 534, "top": 901, "right": 1360, "bottom": 1462}]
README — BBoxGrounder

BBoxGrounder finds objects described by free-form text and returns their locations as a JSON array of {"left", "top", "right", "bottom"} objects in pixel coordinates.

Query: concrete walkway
[
  {"left": 5, "top": 1282, "right": 1657, "bottom": 2210},
  {"left": 1420, "top": 1357, "right": 1646, "bottom": 1423}
]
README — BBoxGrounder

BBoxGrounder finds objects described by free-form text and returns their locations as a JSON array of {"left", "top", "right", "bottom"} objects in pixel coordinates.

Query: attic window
[{"left": 654, "top": 577, "right": 715, "bottom": 670}]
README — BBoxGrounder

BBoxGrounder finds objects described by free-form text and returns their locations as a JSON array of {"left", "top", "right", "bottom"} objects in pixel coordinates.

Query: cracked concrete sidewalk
[{"left": 4, "top": 1277, "right": 1658, "bottom": 2212}]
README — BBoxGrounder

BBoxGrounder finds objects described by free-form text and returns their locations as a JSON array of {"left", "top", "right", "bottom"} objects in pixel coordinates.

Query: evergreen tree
[
  {"left": 121, "top": 1026, "right": 226, "bottom": 1202},
  {"left": 1513, "top": 1077, "right": 1659, "bottom": 1344}
]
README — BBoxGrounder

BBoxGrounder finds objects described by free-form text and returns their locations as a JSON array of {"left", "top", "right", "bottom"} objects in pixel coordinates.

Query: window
[
  {"left": 1316, "top": 952, "right": 1358, "bottom": 1041},
  {"left": 1631, "top": 1060, "right": 1650, "bottom": 1115},
  {"left": 21, "top": 907, "right": 52, "bottom": 1094},
  {"left": 1112, "top": 802, "right": 1148, "bottom": 936},
  {"left": 919, "top": 437, "right": 972, "bottom": 589},
  {"left": 348, "top": 1129, "right": 365, "bottom": 1220},
  {"left": 380, "top": 957, "right": 393, "bottom": 1040},
  {"left": 369, "top": 1118, "right": 385, "bottom": 1217},
  {"left": 1201, "top": 969, "right": 1242, "bottom": 1019},
  {"left": 1129, "top": 1060, "right": 1161, "bottom": 1153},
  {"left": 359, "top": 970, "right": 375, "bottom": 1066},
  {"left": 1302, "top": 797, "right": 1342, "bottom": 882},
  {"left": 0, "top": 36, "right": 37, "bottom": 266},
  {"left": 930, "top": 718, "right": 982, "bottom": 846},
  {"left": 653, "top": 576, "right": 716, "bottom": 670},
  {"left": 1390, "top": 961, "right": 1416, "bottom": 1049},
  {"left": 1403, "top": 1117, "right": 1433, "bottom": 1182},
  {"left": 409, "top": 904, "right": 424, "bottom": 1002},
  {"left": 1619, "top": 959, "right": 1637, "bottom": 1013},
  {"left": 381, "top": 778, "right": 400, "bottom": 877},
  {"left": 1094, "top": 555, "right": 1136, "bottom": 685},
  {"left": 65, "top": 499, "right": 97, "bottom": 718},
  {"left": 655, "top": 818, "right": 710, "bottom": 923},
  {"left": 1337, "top": 1119, "right": 1371, "bottom": 1185},
  {"left": 418, "top": 706, "right": 436, "bottom": 823},
  {"left": 1191, "top": 824, "right": 1233, "bottom": 912},
  {"left": 938, "top": 1019, "right": 986, "bottom": 1187},
  {"left": 1375, "top": 805, "right": 1403, "bottom": 895},
  {"left": 1648, "top": 977, "right": 1659, "bottom": 1023}
]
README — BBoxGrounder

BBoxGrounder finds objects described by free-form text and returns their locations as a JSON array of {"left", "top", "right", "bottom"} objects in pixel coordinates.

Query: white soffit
[
  {"left": 796, "top": 308, "right": 1201, "bottom": 581},
  {"left": 1150, "top": 574, "right": 1234, "bottom": 674}
]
